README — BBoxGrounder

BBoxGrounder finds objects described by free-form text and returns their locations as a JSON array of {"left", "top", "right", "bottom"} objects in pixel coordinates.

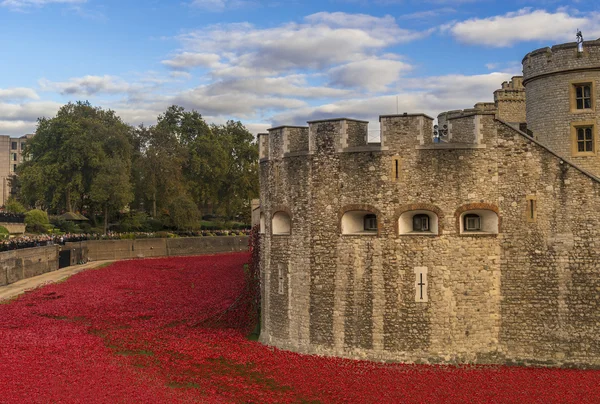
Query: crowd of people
[
  {"left": 0, "top": 229, "right": 251, "bottom": 253},
  {"left": 0, "top": 212, "right": 25, "bottom": 224}
]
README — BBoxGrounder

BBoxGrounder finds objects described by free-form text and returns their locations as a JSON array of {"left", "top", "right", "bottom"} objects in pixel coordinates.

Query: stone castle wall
[
  {"left": 258, "top": 113, "right": 600, "bottom": 367},
  {"left": 523, "top": 40, "right": 600, "bottom": 176}
]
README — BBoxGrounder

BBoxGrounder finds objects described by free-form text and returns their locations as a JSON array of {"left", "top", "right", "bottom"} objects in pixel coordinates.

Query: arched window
[
  {"left": 272, "top": 211, "right": 291, "bottom": 235},
  {"left": 398, "top": 209, "right": 439, "bottom": 235},
  {"left": 458, "top": 209, "right": 498, "bottom": 234},
  {"left": 341, "top": 211, "right": 378, "bottom": 235}
]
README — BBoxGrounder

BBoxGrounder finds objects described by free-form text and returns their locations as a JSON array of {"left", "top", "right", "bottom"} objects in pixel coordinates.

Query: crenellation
[{"left": 380, "top": 114, "right": 434, "bottom": 150}]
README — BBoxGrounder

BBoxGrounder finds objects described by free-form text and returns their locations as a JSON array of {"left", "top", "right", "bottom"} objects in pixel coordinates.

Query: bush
[
  {"left": 168, "top": 194, "right": 201, "bottom": 231},
  {"left": 50, "top": 218, "right": 77, "bottom": 233},
  {"left": 4, "top": 197, "right": 26, "bottom": 214},
  {"left": 146, "top": 218, "right": 164, "bottom": 232},
  {"left": 25, "top": 209, "right": 50, "bottom": 234},
  {"left": 0, "top": 225, "right": 9, "bottom": 240}
]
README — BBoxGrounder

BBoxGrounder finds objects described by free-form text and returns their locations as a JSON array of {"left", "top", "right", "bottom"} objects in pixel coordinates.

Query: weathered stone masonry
[{"left": 258, "top": 40, "right": 600, "bottom": 368}]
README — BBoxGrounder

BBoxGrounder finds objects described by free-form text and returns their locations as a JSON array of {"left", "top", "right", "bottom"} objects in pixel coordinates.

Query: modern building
[{"left": 257, "top": 38, "right": 600, "bottom": 368}]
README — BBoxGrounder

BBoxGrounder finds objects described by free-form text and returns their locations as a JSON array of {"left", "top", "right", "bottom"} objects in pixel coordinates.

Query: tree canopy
[{"left": 14, "top": 102, "right": 259, "bottom": 232}]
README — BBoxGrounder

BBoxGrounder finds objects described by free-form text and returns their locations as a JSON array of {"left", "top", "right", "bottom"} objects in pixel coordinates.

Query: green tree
[
  {"left": 19, "top": 102, "right": 133, "bottom": 216},
  {"left": 134, "top": 122, "right": 187, "bottom": 218},
  {"left": 167, "top": 193, "right": 201, "bottom": 230},
  {"left": 210, "top": 121, "right": 259, "bottom": 220},
  {"left": 89, "top": 158, "right": 133, "bottom": 234},
  {"left": 25, "top": 209, "right": 50, "bottom": 233},
  {"left": 4, "top": 197, "right": 26, "bottom": 214}
]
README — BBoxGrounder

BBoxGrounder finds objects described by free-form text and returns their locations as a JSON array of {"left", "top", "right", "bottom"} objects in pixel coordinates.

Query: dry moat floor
[{"left": 1, "top": 252, "right": 599, "bottom": 403}]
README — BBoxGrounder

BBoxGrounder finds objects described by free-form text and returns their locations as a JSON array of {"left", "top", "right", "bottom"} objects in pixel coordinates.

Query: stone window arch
[
  {"left": 339, "top": 204, "right": 382, "bottom": 236},
  {"left": 271, "top": 206, "right": 292, "bottom": 235},
  {"left": 455, "top": 203, "right": 500, "bottom": 235},
  {"left": 395, "top": 204, "right": 443, "bottom": 236}
]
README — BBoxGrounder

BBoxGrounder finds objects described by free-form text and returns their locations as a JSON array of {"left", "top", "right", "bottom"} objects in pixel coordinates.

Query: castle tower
[
  {"left": 523, "top": 39, "right": 600, "bottom": 175},
  {"left": 493, "top": 76, "right": 526, "bottom": 127}
]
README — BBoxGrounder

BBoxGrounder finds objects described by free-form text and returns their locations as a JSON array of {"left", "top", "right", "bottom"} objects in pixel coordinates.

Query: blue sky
[{"left": 1, "top": 0, "right": 599, "bottom": 137}]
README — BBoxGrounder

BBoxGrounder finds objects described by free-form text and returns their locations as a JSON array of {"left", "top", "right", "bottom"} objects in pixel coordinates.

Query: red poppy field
[{"left": 1, "top": 252, "right": 599, "bottom": 403}]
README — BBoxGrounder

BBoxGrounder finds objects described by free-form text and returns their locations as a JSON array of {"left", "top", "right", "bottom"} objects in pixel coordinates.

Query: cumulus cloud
[
  {"left": 173, "top": 12, "right": 422, "bottom": 75},
  {"left": 0, "top": 120, "right": 37, "bottom": 136},
  {"left": 328, "top": 59, "right": 412, "bottom": 92},
  {"left": 271, "top": 72, "right": 513, "bottom": 128},
  {"left": 448, "top": 8, "right": 600, "bottom": 47},
  {"left": 172, "top": 86, "right": 307, "bottom": 118},
  {"left": 0, "top": 88, "right": 39, "bottom": 101},
  {"left": 204, "top": 76, "right": 353, "bottom": 98},
  {"left": 38, "top": 75, "right": 132, "bottom": 96},
  {"left": 161, "top": 52, "right": 223, "bottom": 70}
]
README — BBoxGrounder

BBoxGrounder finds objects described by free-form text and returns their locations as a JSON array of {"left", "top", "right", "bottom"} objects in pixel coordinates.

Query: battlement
[
  {"left": 258, "top": 115, "right": 448, "bottom": 162},
  {"left": 523, "top": 39, "right": 600, "bottom": 85},
  {"left": 494, "top": 76, "right": 525, "bottom": 101},
  {"left": 258, "top": 112, "right": 507, "bottom": 162}
]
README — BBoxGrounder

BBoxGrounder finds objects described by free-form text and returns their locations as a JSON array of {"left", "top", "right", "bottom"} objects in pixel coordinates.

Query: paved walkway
[{"left": 0, "top": 260, "right": 113, "bottom": 302}]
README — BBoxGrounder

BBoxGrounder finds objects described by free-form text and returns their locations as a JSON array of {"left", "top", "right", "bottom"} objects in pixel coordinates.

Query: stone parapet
[{"left": 523, "top": 40, "right": 600, "bottom": 85}]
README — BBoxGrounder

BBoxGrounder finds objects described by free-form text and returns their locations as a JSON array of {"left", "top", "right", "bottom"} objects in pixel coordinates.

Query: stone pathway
[{"left": 0, "top": 260, "right": 113, "bottom": 302}]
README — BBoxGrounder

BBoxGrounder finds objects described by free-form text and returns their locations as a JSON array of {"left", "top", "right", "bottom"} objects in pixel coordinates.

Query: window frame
[
  {"left": 363, "top": 214, "right": 378, "bottom": 232},
  {"left": 570, "top": 81, "right": 595, "bottom": 113},
  {"left": 412, "top": 214, "right": 430, "bottom": 232},
  {"left": 464, "top": 214, "right": 481, "bottom": 231},
  {"left": 571, "top": 121, "right": 597, "bottom": 157}
]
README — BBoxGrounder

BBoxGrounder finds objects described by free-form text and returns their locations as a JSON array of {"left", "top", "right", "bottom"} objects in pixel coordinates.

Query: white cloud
[
  {"left": 271, "top": 72, "right": 513, "bottom": 128},
  {"left": 204, "top": 76, "right": 353, "bottom": 98},
  {"left": 448, "top": 8, "right": 600, "bottom": 47},
  {"left": 328, "top": 59, "right": 412, "bottom": 92},
  {"left": 172, "top": 86, "right": 307, "bottom": 117},
  {"left": 161, "top": 52, "right": 222, "bottom": 70},
  {"left": 38, "top": 75, "right": 132, "bottom": 96},
  {"left": 170, "top": 71, "right": 193, "bottom": 80},
  {"left": 175, "top": 12, "right": 422, "bottom": 76},
  {"left": 0, "top": 0, "right": 84, "bottom": 9},
  {"left": 0, "top": 120, "right": 37, "bottom": 136},
  {"left": 0, "top": 101, "right": 62, "bottom": 128},
  {"left": 0, "top": 88, "right": 39, "bottom": 101}
]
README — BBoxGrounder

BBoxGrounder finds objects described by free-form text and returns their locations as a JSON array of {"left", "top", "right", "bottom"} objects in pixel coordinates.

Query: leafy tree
[
  {"left": 167, "top": 193, "right": 201, "bottom": 230},
  {"left": 210, "top": 121, "right": 259, "bottom": 220},
  {"left": 19, "top": 102, "right": 133, "bottom": 215},
  {"left": 4, "top": 197, "right": 26, "bottom": 214},
  {"left": 134, "top": 123, "right": 186, "bottom": 218},
  {"left": 89, "top": 158, "right": 133, "bottom": 234},
  {"left": 25, "top": 209, "right": 50, "bottom": 233}
]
